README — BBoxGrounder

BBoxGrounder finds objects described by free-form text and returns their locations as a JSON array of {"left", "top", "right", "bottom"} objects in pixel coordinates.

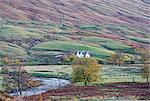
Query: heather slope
[
  {"left": 0, "top": 0, "right": 149, "bottom": 26},
  {"left": 0, "top": 0, "right": 149, "bottom": 65}
]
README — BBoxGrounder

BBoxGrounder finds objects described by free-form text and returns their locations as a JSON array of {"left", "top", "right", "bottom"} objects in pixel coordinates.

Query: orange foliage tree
[
  {"left": 72, "top": 58, "right": 101, "bottom": 85},
  {"left": 108, "top": 51, "right": 132, "bottom": 66}
]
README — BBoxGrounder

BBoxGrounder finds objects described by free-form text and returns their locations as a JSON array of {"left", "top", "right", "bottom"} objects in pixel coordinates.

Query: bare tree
[
  {"left": 0, "top": 18, "right": 9, "bottom": 32},
  {"left": 60, "top": 13, "right": 64, "bottom": 28},
  {"left": 0, "top": 19, "right": 4, "bottom": 31},
  {"left": 0, "top": 21, "right": 2, "bottom": 31},
  {"left": 2, "top": 58, "right": 31, "bottom": 96},
  {"left": 56, "top": 68, "right": 61, "bottom": 89}
]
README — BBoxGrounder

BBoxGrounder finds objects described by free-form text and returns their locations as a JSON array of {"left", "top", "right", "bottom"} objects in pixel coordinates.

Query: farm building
[{"left": 75, "top": 51, "right": 90, "bottom": 58}]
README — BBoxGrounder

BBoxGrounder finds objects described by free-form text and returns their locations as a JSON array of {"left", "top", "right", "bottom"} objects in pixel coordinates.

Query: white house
[
  {"left": 85, "top": 51, "right": 90, "bottom": 58},
  {"left": 75, "top": 51, "right": 90, "bottom": 58}
]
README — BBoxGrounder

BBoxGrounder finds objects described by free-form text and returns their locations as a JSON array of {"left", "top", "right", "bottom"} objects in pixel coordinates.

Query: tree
[
  {"left": 0, "top": 19, "right": 4, "bottom": 31},
  {"left": 2, "top": 58, "right": 31, "bottom": 96},
  {"left": 56, "top": 50, "right": 76, "bottom": 64},
  {"left": 60, "top": 13, "right": 64, "bottom": 27},
  {"left": 0, "top": 18, "right": 9, "bottom": 32},
  {"left": 62, "top": 55, "right": 76, "bottom": 64},
  {"left": 142, "top": 65, "right": 149, "bottom": 82},
  {"left": 108, "top": 51, "right": 132, "bottom": 66},
  {"left": 0, "top": 21, "right": 3, "bottom": 31},
  {"left": 136, "top": 48, "right": 150, "bottom": 82},
  {"left": 72, "top": 58, "right": 101, "bottom": 85}
]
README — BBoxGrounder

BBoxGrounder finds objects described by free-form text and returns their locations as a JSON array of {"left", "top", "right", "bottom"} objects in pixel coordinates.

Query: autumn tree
[
  {"left": 108, "top": 51, "right": 132, "bottom": 66},
  {"left": 56, "top": 49, "right": 76, "bottom": 64},
  {"left": 62, "top": 55, "right": 76, "bottom": 64},
  {"left": 72, "top": 58, "right": 101, "bottom": 85},
  {"left": 2, "top": 58, "right": 31, "bottom": 96},
  {"left": 136, "top": 48, "right": 150, "bottom": 82}
]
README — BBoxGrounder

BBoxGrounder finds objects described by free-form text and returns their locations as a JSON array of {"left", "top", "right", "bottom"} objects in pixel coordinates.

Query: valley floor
[
  {"left": 24, "top": 82, "right": 150, "bottom": 101},
  {"left": 0, "top": 65, "right": 149, "bottom": 100}
]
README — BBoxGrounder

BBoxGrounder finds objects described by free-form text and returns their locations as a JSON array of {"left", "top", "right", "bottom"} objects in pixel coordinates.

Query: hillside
[
  {"left": 0, "top": 0, "right": 150, "bottom": 26},
  {"left": 0, "top": 0, "right": 149, "bottom": 65}
]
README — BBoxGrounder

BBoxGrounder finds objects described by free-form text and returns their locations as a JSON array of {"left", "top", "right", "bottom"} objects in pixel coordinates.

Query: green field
[
  {"left": 0, "top": 25, "right": 44, "bottom": 40},
  {"left": 31, "top": 41, "right": 114, "bottom": 59},
  {"left": 26, "top": 65, "right": 145, "bottom": 84},
  {"left": 0, "top": 19, "right": 149, "bottom": 65},
  {"left": 0, "top": 64, "right": 147, "bottom": 100},
  {"left": 0, "top": 65, "right": 144, "bottom": 84},
  {"left": 0, "top": 42, "right": 28, "bottom": 63},
  {"left": 0, "top": 42, "right": 26, "bottom": 55},
  {"left": 81, "top": 37, "right": 135, "bottom": 54},
  {"left": 126, "top": 36, "right": 150, "bottom": 44}
]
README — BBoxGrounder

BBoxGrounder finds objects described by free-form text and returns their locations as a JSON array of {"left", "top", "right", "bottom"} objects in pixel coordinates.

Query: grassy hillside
[
  {"left": 0, "top": 0, "right": 149, "bottom": 65},
  {"left": 81, "top": 37, "right": 134, "bottom": 53},
  {"left": 0, "top": 42, "right": 27, "bottom": 65},
  {"left": 31, "top": 40, "right": 114, "bottom": 59},
  {"left": 20, "top": 65, "right": 146, "bottom": 83},
  {"left": 0, "top": 0, "right": 149, "bottom": 26},
  {"left": 0, "top": 42, "right": 26, "bottom": 56},
  {"left": 0, "top": 25, "right": 44, "bottom": 40}
]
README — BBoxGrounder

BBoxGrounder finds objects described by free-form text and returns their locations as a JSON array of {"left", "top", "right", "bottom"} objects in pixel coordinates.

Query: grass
[
  {"left": 0, "top": 41, "right": 27, "bottom": 56},
  {"left": 0, "top": 42, "right": 28, "bottom": 66},
  {"left": 126, "top": 36, "right": 150, "bottom": 44},
  {"left": 21, "top": 65, "right": 146, "bottom": 83},
  {"left": 31, "top": 51, "right": 64, "bottom": 56},
  {"left": 0, "top": 19, "right": 149, "bottom": 65},
  {"left": 79, "top": 25, "right": 101, "bottom": 30},
  {"left": 0, "top": 25, "right": 44, "bottom": 40},
  {"left": 0, "top": 65, "right": 147, "bottom": 92},
  {"left": 45, "top": 34, "right": 71, "bottom": 41},
  {"left": 0, "top": 75, "right": 3, "bottom": 91},
  {"left": 1, "top": 63, "right": 142, "bottom": 84},
  {"left": 31, "top": 41, "right": 114, "bottom": 59},
  {"left": 81, "top": 37, "right": 134, "bottom": 54},
  {"left": 31, "top": 73, "right": 71, "bottom": 80},
  {"left": 24, "top": 65, "right": 72, "bottom": 74},
  {"left": 81, "top": 37, "right": 131, "bottom": 49}
]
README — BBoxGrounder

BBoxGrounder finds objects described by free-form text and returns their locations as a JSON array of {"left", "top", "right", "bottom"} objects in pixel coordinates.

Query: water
[{"left": 9, "top": 78, "right": 71, "bottom": 97}]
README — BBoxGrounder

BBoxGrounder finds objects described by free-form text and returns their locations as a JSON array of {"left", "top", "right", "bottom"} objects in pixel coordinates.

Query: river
[{"left": 9, "top": 78, "right": 71, "bottom": 97}]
